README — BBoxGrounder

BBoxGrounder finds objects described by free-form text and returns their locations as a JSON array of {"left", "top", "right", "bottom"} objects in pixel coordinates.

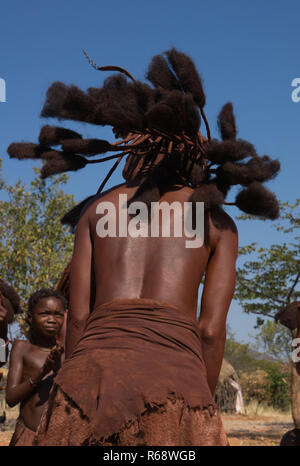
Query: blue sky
[{"left": 0, "top": 0, "right": 299, "bottom": 343}]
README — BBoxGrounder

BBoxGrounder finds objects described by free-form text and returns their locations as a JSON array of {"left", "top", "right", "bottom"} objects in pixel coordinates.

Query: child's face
[{"left": 29, "top": 297, "right": 65, "bottom": 338}]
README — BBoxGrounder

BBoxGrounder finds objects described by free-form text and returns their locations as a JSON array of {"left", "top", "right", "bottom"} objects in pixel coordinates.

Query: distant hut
[{"left": 214, "top": 358, "right": 244, "bottom": 413}]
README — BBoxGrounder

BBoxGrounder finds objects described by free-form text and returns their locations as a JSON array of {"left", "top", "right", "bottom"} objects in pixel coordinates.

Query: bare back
[
  {"left": 67, "top": 182, "right": 238, "bottom": 392},
  {"left": 81, "top": 183, "right": 236, "bottom": 321}
]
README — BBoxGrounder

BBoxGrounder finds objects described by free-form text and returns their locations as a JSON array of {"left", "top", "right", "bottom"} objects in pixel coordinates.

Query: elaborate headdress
[{"left": 7, "top": 48, "right": 280, "bottom": 228}]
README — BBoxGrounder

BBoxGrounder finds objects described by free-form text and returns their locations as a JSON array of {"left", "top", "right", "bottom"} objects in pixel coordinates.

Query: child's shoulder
[
  {"left": 11, "top": 339, "right": 31, "bottom": 352},
  {"left": 12, "top": 338, "right": 29, "bottom": 345}
]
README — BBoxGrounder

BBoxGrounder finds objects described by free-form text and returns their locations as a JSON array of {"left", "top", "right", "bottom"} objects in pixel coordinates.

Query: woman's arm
[
  {"left": 65, "top": 212, "right": 93, "bottom": 359},
  {"left": 198, "top": 220, "right": 238, "bottom": 395}
]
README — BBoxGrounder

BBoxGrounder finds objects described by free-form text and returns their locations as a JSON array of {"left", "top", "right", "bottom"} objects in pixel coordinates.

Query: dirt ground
[
  {"left": 223, "top": 414, "right": 294, "bottom": 446},
  {"left": 0, "top": 411, "right": 294, "bottom": 446},
  {"left": 0, "top": 418, "right": 17, "bottom": 446}
]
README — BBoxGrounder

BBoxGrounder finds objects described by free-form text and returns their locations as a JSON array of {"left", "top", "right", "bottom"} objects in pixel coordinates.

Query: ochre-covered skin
[
  {"left": 67, "top": 181, "right": 238, "bottom": 390},
  {"left": 35, "top": 178, "right": 238, "bottom": 446},
  {"left": 5, "top": 48, "right": 279, "bottom": 446}
]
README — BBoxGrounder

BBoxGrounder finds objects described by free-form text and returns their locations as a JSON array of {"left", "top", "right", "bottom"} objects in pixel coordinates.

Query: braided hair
[{"left": 7, "top": 48, "right": 280, "bottom": 228}]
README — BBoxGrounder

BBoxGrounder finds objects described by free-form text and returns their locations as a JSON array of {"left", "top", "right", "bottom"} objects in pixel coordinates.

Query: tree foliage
[
  {"left": 233, "top": 203, "right": 299, "bottom": 413},
  {"left": 264, "top": 366, "right": 291, "bottom": 411},
  {"left": 0, "top": 159, "right": 75, "bottom": 309},
  {"left": 224, "top": 328, "right": 258, "bottom": 373},
  {"left": 255, "top": 319, "right": 291, "bottom": 361},
  {"left": 240, "top": 369, "right": 268, "bottom": 405},
  {"left": 225, "top": 327, "right": 289, "bottom": 373},
  {"left": 235, "top": 200, "right": 300, "bottom": 325},
  {"left": 238, "top": 364, "right": 290, "bottom": 412}
]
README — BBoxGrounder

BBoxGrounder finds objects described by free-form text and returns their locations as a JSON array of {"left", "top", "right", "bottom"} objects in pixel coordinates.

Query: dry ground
[
  {"left": 223, "top": 414, "right": 294, "bottom": 446},
  {"left": 0, "top": 408, "right": 294, "bottom": 446},
  {"left": 0, "top": 413, "right": 18, "bottom": 446}
]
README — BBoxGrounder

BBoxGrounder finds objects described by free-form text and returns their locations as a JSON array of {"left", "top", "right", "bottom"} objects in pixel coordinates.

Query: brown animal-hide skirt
[
  {"left": 34, "top": 298, "right": 229, "bottom": 446},
  {"left": 9, "top": 416, "right": 36, "bottom": 446}
]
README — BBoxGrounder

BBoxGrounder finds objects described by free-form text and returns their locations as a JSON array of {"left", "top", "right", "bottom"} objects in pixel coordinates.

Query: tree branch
[
  {"left": 243, "top": 308, "right": 275, "bottom": 319},
  {"left": 287, "top": 269, "right": 300, "bottom": 303},
  {"left": 236, "top": 275, "right": 287, "bottom": 306}
]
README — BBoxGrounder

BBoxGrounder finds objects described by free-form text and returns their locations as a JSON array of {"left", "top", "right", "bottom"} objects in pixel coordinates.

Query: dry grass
[{"left": 242, "top": 401, "right": 292, "bottom": 421}]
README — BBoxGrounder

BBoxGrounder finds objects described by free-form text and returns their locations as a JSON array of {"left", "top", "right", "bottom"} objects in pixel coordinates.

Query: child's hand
[
  {"left": 39, "top": 342, "right": 64, "bottom": 378},
  {"left": 40, "top": 354, "right": 55, "bottom": 377},
  {"left": 50, "top": 342, "right": 64, "bottom": 373}
]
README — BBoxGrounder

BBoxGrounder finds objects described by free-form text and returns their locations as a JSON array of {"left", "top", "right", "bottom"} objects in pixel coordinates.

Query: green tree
[
  {"left": 235, "top": 200, "right": 299, "bottom": 324},
  {"left": 224, "top": 327, "right": 258, "bottom": 374},
  {"left": 254, "top": 319, "right": 291, "bottom": 361},
  {"left": 224, "top": 328, "right": 291, "bottom": 412},
  {"left": 0, "top": 160, "right": 75, "bottom": 307},
  {"left": 263, "top": 366, "right": 290, "bottom": 411},
  {"left": 240, "top": 369, "right": 268, "bottom": 413},
  {"left": 235, "top": 200, "right": 300, "bottom": 422}
]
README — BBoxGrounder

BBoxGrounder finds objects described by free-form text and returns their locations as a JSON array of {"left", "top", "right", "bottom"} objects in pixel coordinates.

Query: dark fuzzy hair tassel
[
  {"left": 39, "top": 125, "right": 82, "bottom": 146},
  {"left": 205, "top": 139, "right": 257, "bottom": 165},
  {"left": 8, "top": 143, "right": 48, "bottom": 159},
  {"left": 61, "top": 138, "right": 111, "bottom": 156},
  {"left": 40, "top": 151, "right": 87, "bottom": 178},
  {"left": 235, "top": 182, "right": 280, "bottom": 219},
  {"left": 217, "top": 102, "right": 237, "bottom": 140},
  {"left": 146, "top": 54, "right": 181, "bottom": 91},
  {"left": 165, "top": 48, "right": 206, "bottom": 108},
  {"left": 189, "top": 183, "right": 224, "bottom": 210},
  {"left": 41, "top": 82, "right": 96, "bottom": 124}
]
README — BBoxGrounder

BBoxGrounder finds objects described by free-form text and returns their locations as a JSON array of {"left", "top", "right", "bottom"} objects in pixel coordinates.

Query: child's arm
[{"left": 6, "top": 341, "right": 50, "bottom": 407}]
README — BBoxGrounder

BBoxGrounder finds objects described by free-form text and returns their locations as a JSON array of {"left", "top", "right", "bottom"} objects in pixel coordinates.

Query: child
[{"left": 6, "top": 288, "right": 66, "bottom": 446}]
